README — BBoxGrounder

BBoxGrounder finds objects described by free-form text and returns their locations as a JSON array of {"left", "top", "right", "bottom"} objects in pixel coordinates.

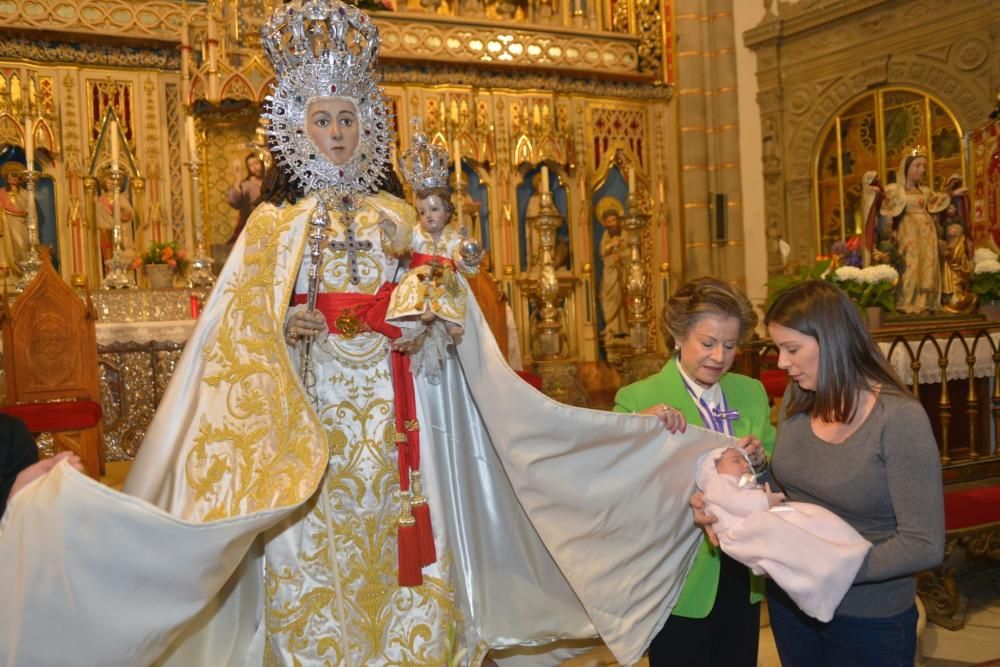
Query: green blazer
[{"left": 614, "top": 357, "right": 776, "bottom": 618}]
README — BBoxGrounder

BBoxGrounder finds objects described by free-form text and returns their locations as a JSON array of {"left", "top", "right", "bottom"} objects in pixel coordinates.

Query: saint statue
[
  {"left": 225, "top": 152, "right": 265, "bottom": 243},
  {"left": 940, "top": 221, "right": 977, "bottom": 314},
  {"left": 95, "top": 167, "right": 139, "bottom": 263},
  {"left": 0, "top": 161, "right": 29, "bottom": 277},
  {"left": 597, "top": 195, "right": 628, "bottom": 342},
  {"left": 881, "top": 148, "right": 951, "bottom": 314}
]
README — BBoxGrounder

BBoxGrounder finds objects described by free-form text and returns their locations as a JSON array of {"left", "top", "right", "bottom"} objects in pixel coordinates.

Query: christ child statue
[{"left": 386, "top": 119, "right": 481, "bottom": 338}]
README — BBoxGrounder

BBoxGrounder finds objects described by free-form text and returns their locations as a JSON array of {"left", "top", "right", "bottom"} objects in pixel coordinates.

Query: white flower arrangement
[
  {"left": 829, "top": 263, "right": 898, "bottom": 311},
  {"left": 973, "top": 247, "right": 999, "bottom": 265},
  {"left": 859, "top": 264, "right": 899, "bottom": 284},
  {"left": 974, "top": 259, "right": 1000, "bottom": 274},
  {"left": 832, "top": 266, "right": 862, "bottom": 282},
  {"left": 972, "top": 249, "right": 1000, "bottom": 302}
]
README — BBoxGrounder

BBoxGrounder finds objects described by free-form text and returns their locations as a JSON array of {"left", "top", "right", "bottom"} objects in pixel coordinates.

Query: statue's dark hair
[{"left": 256, "top": 159, "right": 404, "bottom": 207}]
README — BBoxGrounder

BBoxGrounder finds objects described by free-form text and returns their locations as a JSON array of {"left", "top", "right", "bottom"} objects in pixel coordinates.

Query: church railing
[{"left": 736, "top": 319, "right": 1000, "bottom": 486}]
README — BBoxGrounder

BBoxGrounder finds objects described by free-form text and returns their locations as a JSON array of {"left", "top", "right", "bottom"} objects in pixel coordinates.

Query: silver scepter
[{"left": 300, "top": 198, "right": 332, "bottom": 405}]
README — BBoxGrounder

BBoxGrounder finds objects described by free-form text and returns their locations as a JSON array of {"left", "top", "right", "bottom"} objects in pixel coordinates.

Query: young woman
[{"left": 763, "top": 280, "right": 943, "bottom": 665}]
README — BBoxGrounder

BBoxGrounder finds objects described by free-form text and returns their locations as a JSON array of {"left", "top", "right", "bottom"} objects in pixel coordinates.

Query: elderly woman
[{"left": 614, "top": 276, "right": 775, "bottom": 667}]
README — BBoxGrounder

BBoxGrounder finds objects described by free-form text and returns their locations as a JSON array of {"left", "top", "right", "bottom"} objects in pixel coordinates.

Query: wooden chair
[{"left": 0, "top": 247, "right": 103, "bottom": 478}]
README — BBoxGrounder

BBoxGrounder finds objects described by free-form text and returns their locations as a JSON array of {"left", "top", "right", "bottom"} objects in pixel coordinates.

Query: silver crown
[
  {"left": 262, "top": 0, "right": 379, "bottom": 79},
  {"left": 398, "top": 116, "right": 451, "bottom": 192},
  {"left": 261, "top": 0, "right": 392, "bottom": 199}
]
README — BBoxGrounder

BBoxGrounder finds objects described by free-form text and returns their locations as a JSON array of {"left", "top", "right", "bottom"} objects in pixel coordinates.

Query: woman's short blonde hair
[{"left": 661, "top": 276, "right": 758, "bottom": 350}]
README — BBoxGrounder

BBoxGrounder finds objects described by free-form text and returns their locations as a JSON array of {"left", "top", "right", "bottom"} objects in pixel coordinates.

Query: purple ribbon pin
[{"left": 712, "top": 407, "right": 740, "bottom": 421}]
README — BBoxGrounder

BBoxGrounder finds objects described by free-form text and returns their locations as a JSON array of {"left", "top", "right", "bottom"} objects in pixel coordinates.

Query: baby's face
[
  {"left": 416, "top": 194, "right": 450, "bottom": 236},
  {"left": 716, "top": 448, "right": 751, "bottom": 477}
]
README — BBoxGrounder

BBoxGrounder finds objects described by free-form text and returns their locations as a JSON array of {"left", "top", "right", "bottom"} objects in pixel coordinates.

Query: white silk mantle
[{"left": 0, "top": 194, "right": 732, "bottom": 667}]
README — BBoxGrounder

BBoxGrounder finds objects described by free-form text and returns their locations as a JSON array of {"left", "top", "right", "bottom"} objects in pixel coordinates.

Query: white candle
[
  {"left": 23, "top": 117, "right": 33, "bottom": 167},
  {"left": 186, "top": 116, "right": 198, "bottom": 159},
  {"left": 110, "top": 119, "right": 119, "bottom": 168},
  {"left": 628, "top": 167, "right": 635, "bottom": 194},
  {"left": 540, "top": 165, "right": 549, "bottom": 194},
  {"left": 453, "top": 140, "right": 462, "bottom": 187}
]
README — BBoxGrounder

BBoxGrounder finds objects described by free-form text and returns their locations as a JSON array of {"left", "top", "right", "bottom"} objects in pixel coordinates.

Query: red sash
[
  {"left": 293, "top": 284, "right": 436, "bottom": 585},
  {"left": 410, "top": 252, "right": 455, "bottom": 271}
]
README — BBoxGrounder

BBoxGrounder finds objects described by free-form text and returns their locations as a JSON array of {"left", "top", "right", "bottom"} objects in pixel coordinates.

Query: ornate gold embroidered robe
[{"left": 1, "top": 190, "right": 732, "bottom": 667}]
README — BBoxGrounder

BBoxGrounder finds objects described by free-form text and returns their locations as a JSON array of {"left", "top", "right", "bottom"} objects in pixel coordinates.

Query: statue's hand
[
  {"left": 284, "top": 306, "right": 329, "bottom": 346},
  {"left": 379, "top": 217, "right": 397, "bottom": 239}
]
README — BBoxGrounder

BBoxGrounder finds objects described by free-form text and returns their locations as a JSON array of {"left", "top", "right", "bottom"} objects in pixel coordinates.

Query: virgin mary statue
[{"left": 0, "top": 2, "right": 727, "bottom": 665}]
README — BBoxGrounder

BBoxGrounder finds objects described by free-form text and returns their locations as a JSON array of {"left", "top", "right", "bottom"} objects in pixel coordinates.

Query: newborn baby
[{"left": 697, "top": 446, "right": 872, "bottom": 622}]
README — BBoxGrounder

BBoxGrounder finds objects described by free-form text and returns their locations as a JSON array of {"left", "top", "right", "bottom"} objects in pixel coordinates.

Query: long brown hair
[
  {"left": 765, "top": 280, "right": 910, "bottom": 422},
  {"left": 256, "top": 161, "right": 405, "bottom": 207}
]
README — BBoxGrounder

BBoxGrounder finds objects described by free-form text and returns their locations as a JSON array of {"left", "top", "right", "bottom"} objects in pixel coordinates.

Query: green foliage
[
  {"left": 765, "top": 259, "right": 831, "bottom": 308},
  {"left": 971, "top": 269, "right": 1000, "bottom": 303},
  {"left": 829, "top": 275, "right": 897, "bottom": 312},
  {"left": 137, "top": 240, "right": 189, "bottom": 274}
]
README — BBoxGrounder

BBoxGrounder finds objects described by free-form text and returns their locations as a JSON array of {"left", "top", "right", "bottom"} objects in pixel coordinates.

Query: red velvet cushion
[
  {"left": 943, "top": 486, "right": 1000, "bottom": 530},
  {"left": 760, "top": 369, "right": 789, "bottom": 400},
  {"left": 0, "top": 401, "right": 103, "bottom": 433}
]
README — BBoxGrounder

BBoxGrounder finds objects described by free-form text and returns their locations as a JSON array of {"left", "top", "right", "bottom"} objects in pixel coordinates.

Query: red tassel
[
  {"left": 397, "top": 521, "right": 423, "bottom": 587},
  {"left": 411, "top": 500, "right": 437, "bottom": 566}
]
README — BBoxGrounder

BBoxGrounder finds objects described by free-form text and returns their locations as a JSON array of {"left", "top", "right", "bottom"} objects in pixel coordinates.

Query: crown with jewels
[
  {"left": 261, "top": 0, "right": 392, "bottom": 198},
  {"left": 262, "top": 0, "right": 379, "bottom": 82},
  {"left": 398, "top": 117, "right": 451, "bottom": 192}
]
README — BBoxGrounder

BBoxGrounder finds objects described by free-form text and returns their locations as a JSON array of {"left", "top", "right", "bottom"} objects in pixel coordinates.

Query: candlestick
[
  {"left": 110, "top": 120, "right": 119, "bottom": 168},
  {"left": 628, "top": 167, "right": 635, "bottom": 195},
  {"left": 23, "top": 117, "right": 33, "bottom": 167},
  {"left": 187, "top": 160, "right": 215, "bottom": 287},
  {"left": 453, "top": 140, "right": 462, "bottom": 187},
  {"left": 101, "top": 166, "right": 135, "bottom": 289},
  {"left": 540, "top": 165, "right": 549, "bottom": 194},
  {"left": 186, "top": 116, "right": 198, "bottom": 160},
  {"left": 13, "top": 169, "right": 41, "bottom": 291}
]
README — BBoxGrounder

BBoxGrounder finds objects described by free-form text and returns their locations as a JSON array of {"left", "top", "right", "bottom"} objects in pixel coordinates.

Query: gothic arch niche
[
  {"left": 811, "top": 87, "right": 964, "bottom": 255},
  {"left": 776, "top": 60, "right": 989, "bottom": 267}
]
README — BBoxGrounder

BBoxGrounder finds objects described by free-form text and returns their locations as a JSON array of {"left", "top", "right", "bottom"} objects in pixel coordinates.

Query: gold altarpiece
[
  {"left": 743, "top": 0, "right": 997, "bottom": 272},
  {"left": 0, "top": 0, "right": 680, "bottom": 420}
]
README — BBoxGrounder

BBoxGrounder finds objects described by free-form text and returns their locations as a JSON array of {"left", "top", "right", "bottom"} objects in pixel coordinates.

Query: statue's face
[
  {"left": 5, "top": 171, "right": 22, "bottom": 187},
  {"left": 416, "top": 194, "right": 450, "bottom": 236},
  {"left": 906, "top": 156, "right": 927, "bottom": 185},
  {"left": 306, "top": 97, "right": 360, "bottom": 166},
  {"left": 247, "top": 156, "right": 265, "bottom": 178}
]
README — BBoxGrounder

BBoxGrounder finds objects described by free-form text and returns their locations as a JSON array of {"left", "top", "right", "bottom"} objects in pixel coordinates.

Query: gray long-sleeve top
[{"left": 772, "top": 389, "right": 944, "bottom": 618}]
